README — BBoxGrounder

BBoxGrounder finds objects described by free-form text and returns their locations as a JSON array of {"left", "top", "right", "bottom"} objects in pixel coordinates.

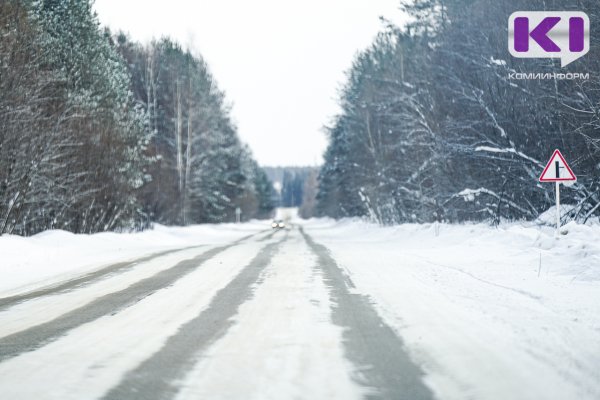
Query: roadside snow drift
[
  {"left": 0, "top": 222, "right": 267, "bottom": 297},
  {"left": 302, "top": 218, "right": 600, "bottom": 400},
  {"left": 1, "top": 218, "right": 599, "bottom": 400}
]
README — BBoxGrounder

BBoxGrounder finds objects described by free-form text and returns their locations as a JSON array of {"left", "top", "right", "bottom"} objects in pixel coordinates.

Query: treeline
[
  {"left": 114, "top": 35, "right": 273, "bottom": 224},
  {"left": 263, "top": 166, "right": 319, "bottom": 217},
  {"left": 0, "top": 0, "right": 273, "bottom": 235},
  {"left": 317, "top": 0, "right": 600, "bottom": 224}
]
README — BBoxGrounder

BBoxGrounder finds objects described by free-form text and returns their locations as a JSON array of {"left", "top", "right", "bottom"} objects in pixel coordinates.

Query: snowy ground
[
  {"left": 0, "top": 222, "right": 266, "bottom": 297},
  {"left": 305, "top": 218, "right": 600, "bottom": 400},
  {"left": 0, "top": 217, "right": 599, "bottom": 399}
]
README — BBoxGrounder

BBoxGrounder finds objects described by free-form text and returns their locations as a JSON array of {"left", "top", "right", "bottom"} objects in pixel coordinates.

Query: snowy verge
[
  {"left": 0, "top": 221, "right": 268, "bottom": 297},
  {"left": 301, "top": 217, "right": 600, "bottom": 400}
]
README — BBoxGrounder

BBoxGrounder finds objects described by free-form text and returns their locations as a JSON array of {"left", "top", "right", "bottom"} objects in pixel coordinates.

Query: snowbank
[
  {"left": 0, "top": 221, "right": 268, "bottom": 297},
  {"left": 302, "top": 217, "right": 600, "bottom": 400},
  {"left": 2, "top": 216, "right": 599, "bottom": 399}
]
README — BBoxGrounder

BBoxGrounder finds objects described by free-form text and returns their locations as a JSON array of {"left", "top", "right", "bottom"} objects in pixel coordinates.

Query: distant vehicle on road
[{"left": 271, "top": 220, "right": 285, "bottom": 229}]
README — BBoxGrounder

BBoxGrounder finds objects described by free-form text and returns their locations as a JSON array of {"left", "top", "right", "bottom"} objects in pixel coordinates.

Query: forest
[
  {"left": 4, "top": 0, "right": 600, "bottom": 234},
  {"left": 263, "top": 166, "right": 319, "bottom": 218},
  {"left": 0, "top": 0, "right": 273, "bottom": 235},
  {"left": 317, "top": 0, "right": 600, "bottom": 225}
]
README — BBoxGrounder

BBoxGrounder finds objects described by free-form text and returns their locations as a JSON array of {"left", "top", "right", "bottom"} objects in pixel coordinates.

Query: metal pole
[{"left": 555, "top": 181, "right": 560, "bottom": 236}]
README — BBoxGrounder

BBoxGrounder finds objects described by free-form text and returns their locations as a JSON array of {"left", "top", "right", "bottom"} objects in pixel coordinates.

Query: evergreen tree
[
  {"left": 318, "top": 0, "right": 600, "bottom": 224},
  {"left": 0, "top": 0, "right": 272, "bottom": 234},
  {"left": 114, "top": 36, "right": 273, "bottom": 224},
  {"left": 0, "top": 0, "right": 150, "bottom": 234}
]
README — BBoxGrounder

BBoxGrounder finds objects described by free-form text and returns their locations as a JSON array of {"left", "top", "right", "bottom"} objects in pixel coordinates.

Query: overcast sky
[{"left": 93, "top": 0, "right": 404, "bottom": 166}]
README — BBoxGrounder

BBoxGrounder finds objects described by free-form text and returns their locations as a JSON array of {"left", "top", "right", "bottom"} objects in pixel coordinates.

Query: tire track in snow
[
  {"left": 174, "top": 228, "right": 364, "bottom": 400},
  {"left": 0, "top": 229, "right": 272, "bottom": 363},
  {"left": 0, "top": 247, "right": 203, "bottom": 312},
  {"left": 101, "top": 233, "right": 287, "bottom": 400},
  {"left": 300, "top": 227, "right": 435, "bottom": 400}
]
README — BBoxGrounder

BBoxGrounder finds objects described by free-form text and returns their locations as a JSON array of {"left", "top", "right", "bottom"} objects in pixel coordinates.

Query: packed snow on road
[{"left": 0, "top": 216, "right": 599, "bottom": 400}]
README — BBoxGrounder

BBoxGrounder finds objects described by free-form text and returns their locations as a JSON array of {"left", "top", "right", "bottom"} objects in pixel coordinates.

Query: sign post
[
  {"left": 555, "top": 181, "right": 560, "bottom": 235},
  {"left": 539, "top": 149, "right": 576, "bottom": 236}
]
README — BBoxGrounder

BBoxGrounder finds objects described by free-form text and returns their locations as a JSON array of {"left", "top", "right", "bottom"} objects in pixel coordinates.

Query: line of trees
[
  {"left": 317, "top": 0, "right": 600, "bottom": 225},
  {"left": 114, "top": 35, "right": 274, "bottom": 225},
  {"left": 263, "top": 167, "right": 319, "bottom": 217},
  {"left": 0, "top": 0, "right": 273, "bottom": 235}
]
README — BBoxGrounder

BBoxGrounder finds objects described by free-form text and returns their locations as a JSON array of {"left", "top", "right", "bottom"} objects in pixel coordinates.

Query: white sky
[{"left": 93, "top": 0, "right": 404, "bottom": 166}]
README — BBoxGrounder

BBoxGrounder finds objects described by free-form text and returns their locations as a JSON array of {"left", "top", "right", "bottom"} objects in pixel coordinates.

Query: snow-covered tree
[
  {"left": 318, "top": 0, "right": 600, "bottom": 224},
  {"left": 114, "top": 36, "right": 273, "bottom": 225},
  {"left": 0, "top": 0, "right": 150, "bottom": 234}
]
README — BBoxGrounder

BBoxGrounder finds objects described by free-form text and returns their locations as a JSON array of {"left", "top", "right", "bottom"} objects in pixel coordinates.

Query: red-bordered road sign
[{"left": 539, "top": 149, "right": 577, "bottom": 182}]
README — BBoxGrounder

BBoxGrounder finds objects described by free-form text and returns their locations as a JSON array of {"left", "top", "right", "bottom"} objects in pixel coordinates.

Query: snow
[
  {"left": 302, "top": 217, "right": 600, "bottom": 400},
  {"left": 0, "top": 235, "right": 276, "bottom": 400},
  {"left": 1, "top": 218, "right": 599, "bottom": 399},
  {"left": 0, "top": 221, "right": 267, "bottom": 297},
  {"left": 474, "top": 146, "right": 543, "bottom": 166},
  {"left": 535, "top": 205, "right": 578, "bottom": 226},
  {"left": 490, "top": 57, "right": 507, "bottom": 66},
  {"left": 176, "top": 231, "right": 365, "bottom": 400},
  {"left": 457, "top": 188, "right": 477, "bottom": 202}
]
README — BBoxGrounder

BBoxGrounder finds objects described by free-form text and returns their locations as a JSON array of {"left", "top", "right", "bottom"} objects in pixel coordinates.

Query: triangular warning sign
[{"left": 539, "top": 149, "right": 577, "bottom": 182}]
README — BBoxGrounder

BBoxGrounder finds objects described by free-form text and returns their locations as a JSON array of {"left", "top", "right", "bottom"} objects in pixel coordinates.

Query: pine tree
[{"left": 0, "top": 0, "right": 150, "bottom": 234}]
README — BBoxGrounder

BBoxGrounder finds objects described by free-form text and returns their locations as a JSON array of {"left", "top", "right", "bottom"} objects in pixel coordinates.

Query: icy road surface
[{"left": 0, "top": 219, "right": 599, "bottom": 400}]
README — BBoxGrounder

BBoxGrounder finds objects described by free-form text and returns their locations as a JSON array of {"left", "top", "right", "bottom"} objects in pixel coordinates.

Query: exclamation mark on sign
[{"left": 570, "top": 17, "right": 584, "bottom": 52}]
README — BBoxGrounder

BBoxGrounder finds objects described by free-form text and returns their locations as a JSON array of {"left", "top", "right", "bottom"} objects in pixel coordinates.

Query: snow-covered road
[{"left": 0, "top": 219, "right": 599, "bottom": 400}]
